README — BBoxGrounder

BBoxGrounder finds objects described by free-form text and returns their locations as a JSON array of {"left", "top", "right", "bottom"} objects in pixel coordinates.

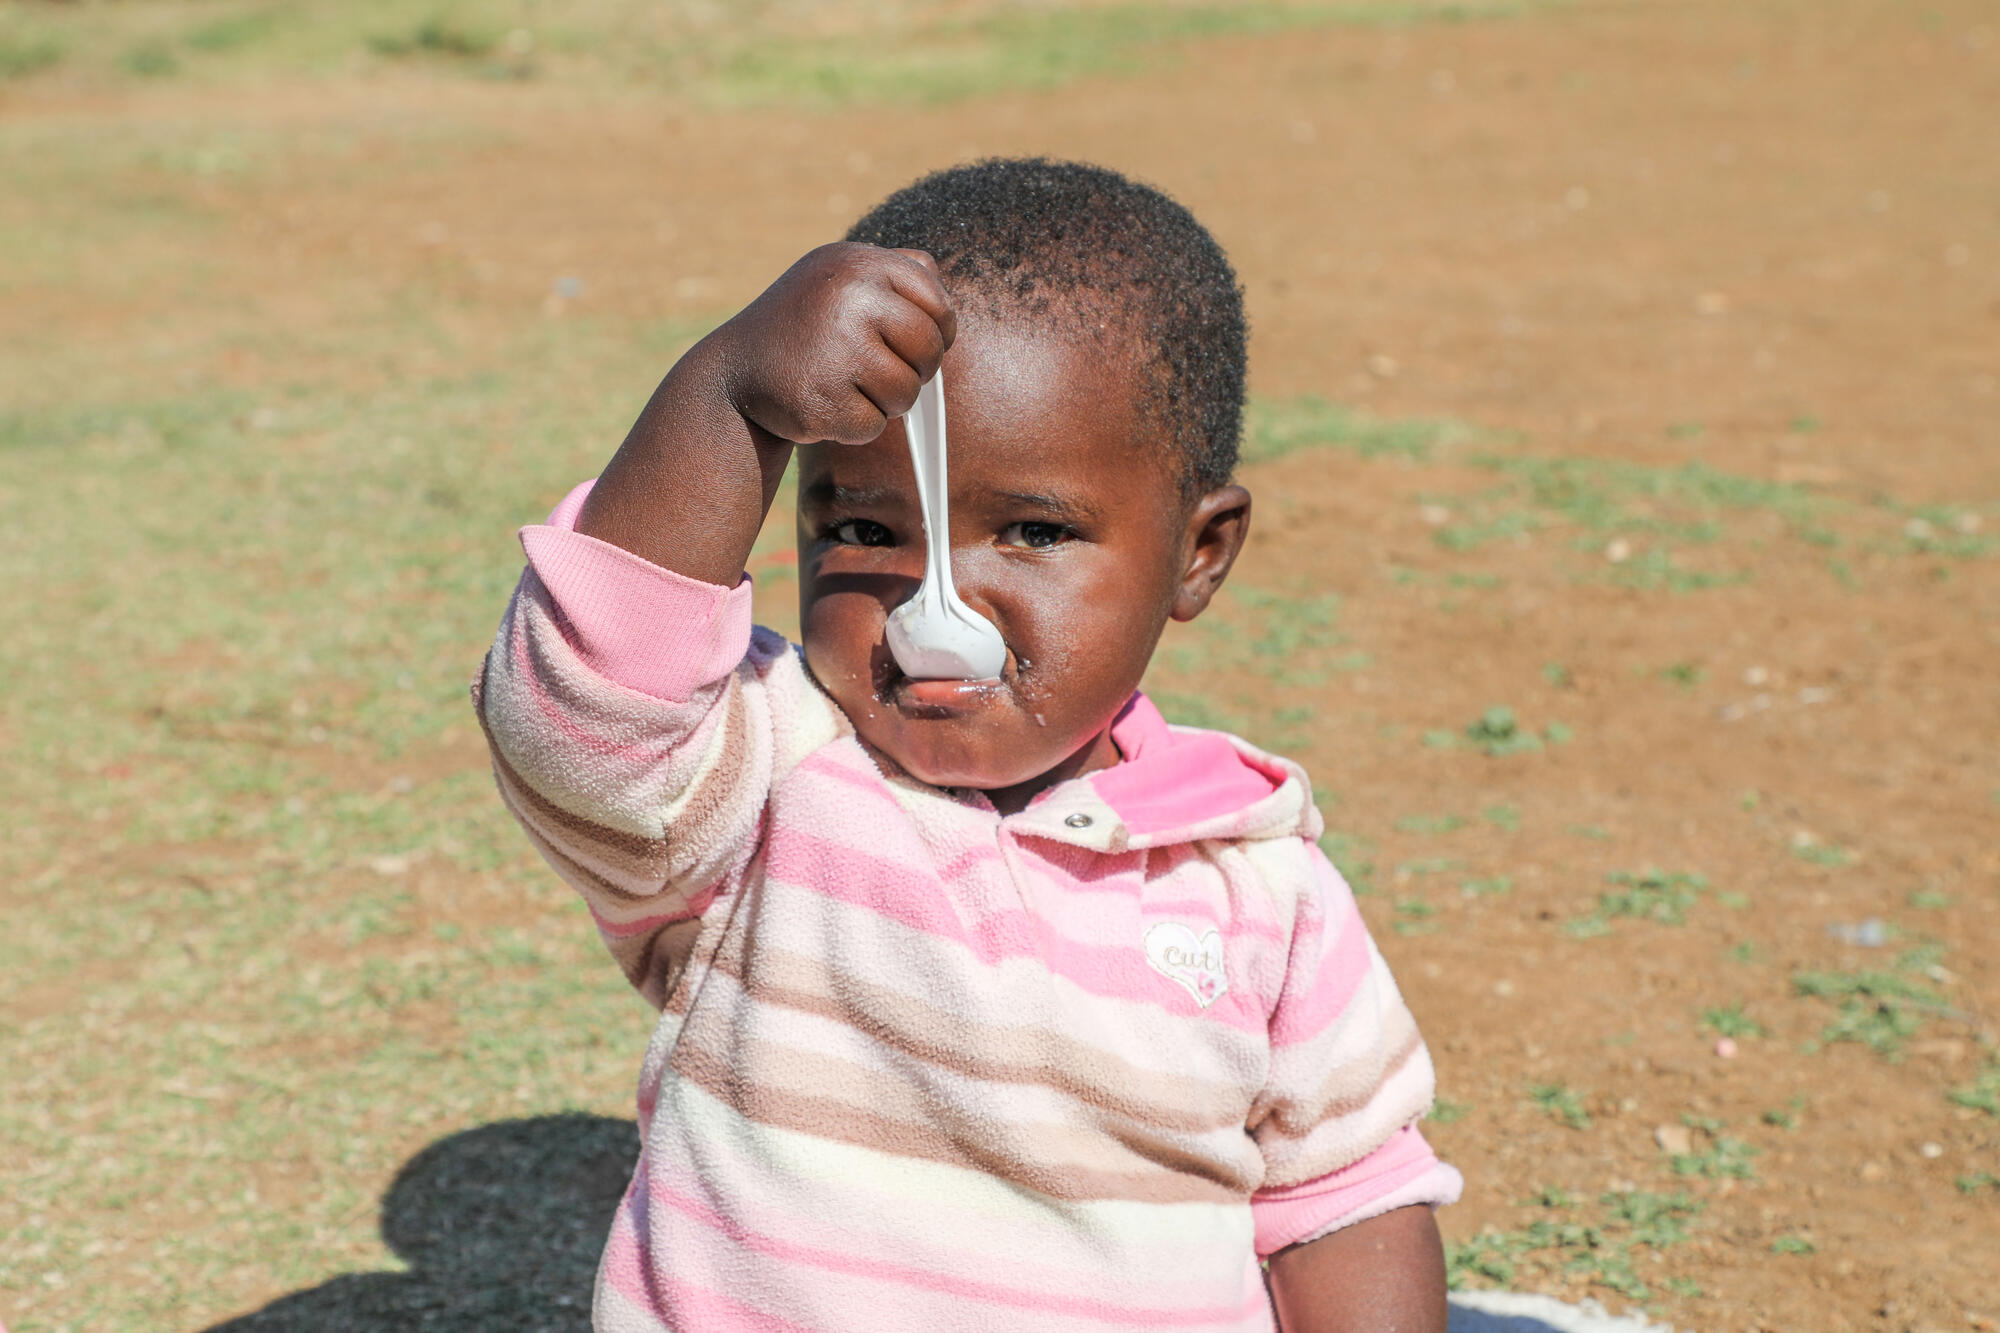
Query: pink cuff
[
  {"left": 517, "top": 480, "right": 756, "bottom": 704},
  {"left": 1250, "top": 1125, "right": 1462, "bottom": 1257}
]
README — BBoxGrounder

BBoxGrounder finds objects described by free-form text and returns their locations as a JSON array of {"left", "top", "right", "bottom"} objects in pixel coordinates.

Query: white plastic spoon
[{"left": 884, "top": 372, "right": 1008, "bottom": 681}]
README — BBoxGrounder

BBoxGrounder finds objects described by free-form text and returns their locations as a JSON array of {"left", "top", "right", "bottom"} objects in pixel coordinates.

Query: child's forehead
[{"left": 944, "top": 312, "right": 1146, "bottom": 438}]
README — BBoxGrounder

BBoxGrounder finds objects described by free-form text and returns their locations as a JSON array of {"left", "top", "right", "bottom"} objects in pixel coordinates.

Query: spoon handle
[{"left": 904, "top": 373, "right": 956, "bottom": 608}]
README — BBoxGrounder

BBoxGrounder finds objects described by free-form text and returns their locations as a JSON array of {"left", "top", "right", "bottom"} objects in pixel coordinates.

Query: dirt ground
[{"left": 5, "top": 0, "right": 1997, "bottom": 1329}]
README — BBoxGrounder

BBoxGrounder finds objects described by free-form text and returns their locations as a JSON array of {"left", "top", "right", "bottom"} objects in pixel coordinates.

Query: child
[{"left": 475, "top": 158, "right": 1460, "bottom": 1333}]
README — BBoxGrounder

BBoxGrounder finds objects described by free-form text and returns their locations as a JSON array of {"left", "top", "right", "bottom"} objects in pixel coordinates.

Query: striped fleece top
[{"left": 474, "top": 482, "right": 1461, "bottom": 1332}]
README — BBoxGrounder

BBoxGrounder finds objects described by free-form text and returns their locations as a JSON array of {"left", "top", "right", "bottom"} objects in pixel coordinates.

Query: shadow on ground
[
  {"left": 206, "top": 1113, "right": 636, "bottom": 1333},
  {"left": 206, "top": 1112, "right": 1645, "bottom": 1333}
]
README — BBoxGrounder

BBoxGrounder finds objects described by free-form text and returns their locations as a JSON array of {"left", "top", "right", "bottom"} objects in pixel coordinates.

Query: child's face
[{"left": 796, "top": 313, "right": 1249, "bottom": 801}]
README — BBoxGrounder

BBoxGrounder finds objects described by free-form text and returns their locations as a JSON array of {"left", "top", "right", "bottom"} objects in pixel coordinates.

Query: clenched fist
[{"left": 713, "top": 243, "right": 958, "bottom": 447}]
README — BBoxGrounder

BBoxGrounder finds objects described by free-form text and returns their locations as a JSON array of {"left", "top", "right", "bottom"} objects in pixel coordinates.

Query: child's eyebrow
[
  {"left": 801, "top": 480, "right": 900, "bottom": 509},
  {"left": 803, "top": 479, "right": 1099, "bottom": 522},
  {"left": 994, "top": 490, "right": 1100, "bottom": 521}
]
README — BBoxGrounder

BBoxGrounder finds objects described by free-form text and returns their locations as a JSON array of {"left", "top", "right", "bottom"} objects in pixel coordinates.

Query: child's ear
[{"left": 1171, "top": 485, "right": 1252, "bottom": 623}]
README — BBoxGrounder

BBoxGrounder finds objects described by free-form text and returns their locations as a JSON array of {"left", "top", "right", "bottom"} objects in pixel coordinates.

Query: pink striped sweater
[{"left": 474, "top": 482, "right": 1461, "bottom": 1332}]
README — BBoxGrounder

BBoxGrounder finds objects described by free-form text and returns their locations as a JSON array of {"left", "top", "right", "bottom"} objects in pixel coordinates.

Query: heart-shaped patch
[{"left": 1143, "top": 921, "right": 1228, "bottom": 1010}]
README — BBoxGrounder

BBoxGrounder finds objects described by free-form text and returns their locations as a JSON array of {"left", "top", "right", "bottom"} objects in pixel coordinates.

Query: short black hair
[{"left": 846, "top": 158, "right": 1246, "bottom": 498}]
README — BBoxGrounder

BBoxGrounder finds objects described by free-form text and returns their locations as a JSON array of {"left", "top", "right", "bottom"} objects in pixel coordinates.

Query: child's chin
[
  {"left": 868, "top": 718, "right": 1052, "bottom": 794},
  {"left": 889, "top": 741, "right": 1027, "bottom": 793}
]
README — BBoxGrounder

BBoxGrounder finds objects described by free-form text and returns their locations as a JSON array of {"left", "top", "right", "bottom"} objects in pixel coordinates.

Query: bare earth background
[{"left": 1, "top": 1, "right": 1996, "bottom": 1330}]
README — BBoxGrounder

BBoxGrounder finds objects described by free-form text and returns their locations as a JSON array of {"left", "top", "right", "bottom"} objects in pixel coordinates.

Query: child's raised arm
[
  {"left": 472, "top": 245, "right": 951, "bottom": 1007},
  {"left": 575, "top": 244, "right": 956, "bottom": 583}
]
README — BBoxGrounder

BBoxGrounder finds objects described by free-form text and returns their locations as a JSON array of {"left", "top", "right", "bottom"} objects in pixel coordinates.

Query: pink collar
[{"left": 1088, "top": 694, "right": 1287, "bottom": 839}]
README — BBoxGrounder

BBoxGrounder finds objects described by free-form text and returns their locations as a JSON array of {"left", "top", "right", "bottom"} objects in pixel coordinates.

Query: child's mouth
[
  {"left": 904, "top": 676, "right": 1008, "bottom": 704},
  {"left": 890, "top": 674, "right": 1008, "bottom": 713},
  {"left": 873, "top": 639, "right": 1036, "bottom": 718},
  {"left": 876, "top": 648, "right": 1019, "bottom": 715}
]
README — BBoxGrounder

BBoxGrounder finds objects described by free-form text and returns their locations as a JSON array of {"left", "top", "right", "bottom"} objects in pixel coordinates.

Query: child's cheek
[{"left": 799, "top": 591, "right": 885, "bottom": 698}]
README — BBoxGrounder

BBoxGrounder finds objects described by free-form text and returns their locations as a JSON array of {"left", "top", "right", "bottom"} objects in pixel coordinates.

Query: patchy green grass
[
  {"left": 1317, "top": 829, "right": 1379, "bottom": 896},
  {"left": 1241, "top": 394, "right": 1482, "bottom": 464},
  {"left": 0, "top": 31, "right": 66, "bottom": 78},
  {"left": 707, "top": 1, "right": 1542, "bottom": 108},
  {"left": 367, "top": 15, "right": 505, "bottom": 60},
  {"left": 1393, "top": 897, "right": 1440, "bottom": 936},
  {"left": 1395, "top": 811, "right": 1468, "bottom": 834},
  {"left": 1667, "top": 1118, "right": 1759, "bottom": 1180},
  {"left": 1426, "top": 705, "right": 1570, "bottom": 756},
  {"left": 1699, "top": 1002, "right": 1767, "bottom": 1039},
  {"left": 0, "top": 0, "right": 1537, "bottom": 101},
  {"left": 1150, "top": 580, "right": 1355, "bottom": 752},
  {"left": 1567, "top": 869, "right": 1709, "bottom": 936},
  {"left": 1948, "top": 1062, "right": 2000, "bottom": 1118},
  {"left": 1477, "top": 453, "right": 1813, "bottom": 534},
  {"left": 1252, "top": 414, "right": 1978, "bottom": 597},
  {"left": 1446, "top": 1189, "right": 1704, "bottom": 1301},
  {"left": 1792, "top": 964, "right": 1942, "bottom": 1060},
  {"left": 1898, "top": 505, "right": 1997, "bottom": 559},
  {"left": 1660, "top": 660, "right": 1705, "bottom": 689},
  {"left": 1761, "top": 1097, "right": 1806, "bottom": 1130},
  {"left": 1434, "top": 508, "right": 1540, "bottom": 552},
  {"left": 121, "top": 36, "right": 182, "bottom": 76},
  {"left": 184, "top": 10, "right": 286, "bottom": 54},
  {"left": 1528, "top": 1082, "right": 1591, "bottom": 1130},
  {"left": 1282, "top": 424, "right": 1920, "bottom": 591},
  {"left": 1792, "top": 839, "right": 1856, "bottom": 868},
  {"left": 1428, "top": 1097, "right": 1471, "bottom": 1125}
]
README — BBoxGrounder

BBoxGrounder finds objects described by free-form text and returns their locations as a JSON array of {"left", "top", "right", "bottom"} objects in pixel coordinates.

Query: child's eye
[
  {"left": 826, "top": 519, "right": 895, "bottom": 547},
  {"left": 999, "top": 522, "right": 1072, "bottom": 550}
]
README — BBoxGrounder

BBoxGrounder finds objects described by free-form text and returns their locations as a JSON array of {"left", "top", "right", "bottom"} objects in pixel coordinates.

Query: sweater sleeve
[
  {"left": 472, "top": 481, "right": 787, "bottom": 1006},
  {"left": 1246, "top": 846, "right": 1461, "bottom": 1255}
]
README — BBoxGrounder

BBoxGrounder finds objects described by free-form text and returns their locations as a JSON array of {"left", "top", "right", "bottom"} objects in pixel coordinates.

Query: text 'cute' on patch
[{"left": 1143, "top": 921, "right": 1228, "bottom": 1010}]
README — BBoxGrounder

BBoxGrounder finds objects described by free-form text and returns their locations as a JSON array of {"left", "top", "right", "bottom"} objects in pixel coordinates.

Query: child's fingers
[
  {"left": 812, "top": 391, "right": 891, "bottom": 447},
  {"left": 882, "top": 247, "right": 958, "bottom": 350},
  {"left": 851, "top": 341, "right": 926, "bottom": 426},
  {"left": 872, "top": 290, "right": 950, "bottom": 385}
]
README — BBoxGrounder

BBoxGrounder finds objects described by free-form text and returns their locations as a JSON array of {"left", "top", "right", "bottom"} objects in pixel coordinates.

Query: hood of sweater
[{"left": 993, "top": 693, "right": 1324, "bottom": 854}]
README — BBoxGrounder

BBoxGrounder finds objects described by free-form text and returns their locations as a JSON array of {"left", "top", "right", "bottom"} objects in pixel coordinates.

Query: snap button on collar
[{"left": 1064, "top": 813, "right": 1094, "bottom": 829}]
